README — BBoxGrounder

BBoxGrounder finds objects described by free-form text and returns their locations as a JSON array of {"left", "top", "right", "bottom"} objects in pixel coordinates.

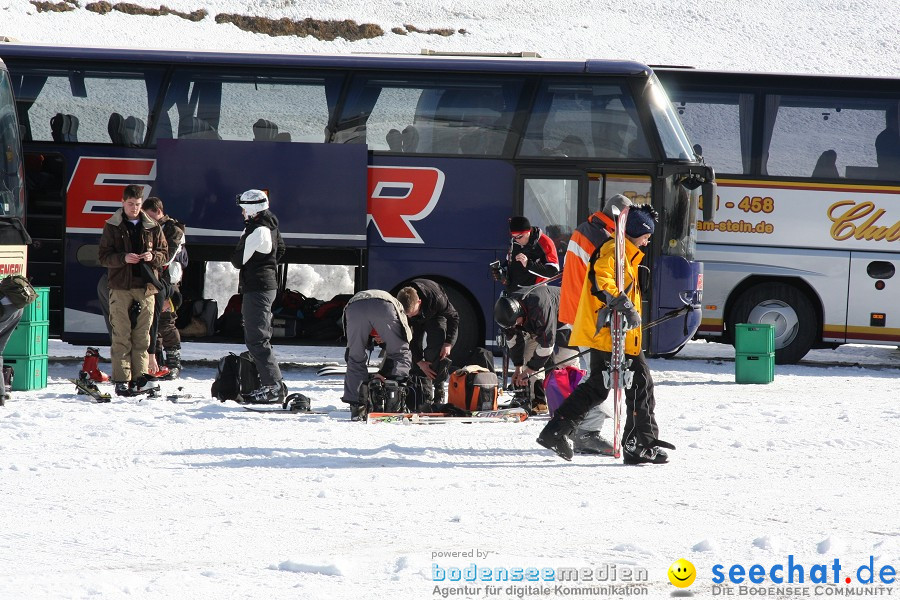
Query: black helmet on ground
[{"left": 494, "top": 296, "right": 523, "bottom": 329}]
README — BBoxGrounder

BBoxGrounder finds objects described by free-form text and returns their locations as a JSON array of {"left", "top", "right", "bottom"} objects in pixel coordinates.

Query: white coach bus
[{"left": 656, "top": 67, "right": 899, "bottom": 363}]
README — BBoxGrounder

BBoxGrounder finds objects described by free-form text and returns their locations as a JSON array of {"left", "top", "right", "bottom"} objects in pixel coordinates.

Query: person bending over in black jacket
[{"left": 396, "top": 278, "right": 459, "bottom": 402}]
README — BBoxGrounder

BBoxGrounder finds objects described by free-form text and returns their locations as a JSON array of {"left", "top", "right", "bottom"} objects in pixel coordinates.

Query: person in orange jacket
[{"left": 538, "top": 204, "right": 671, "bottom": 465}]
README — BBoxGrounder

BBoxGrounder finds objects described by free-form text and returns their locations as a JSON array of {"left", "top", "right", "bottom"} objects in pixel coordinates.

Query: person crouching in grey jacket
[{"left": 342, "top": 289, "right": 413, "bottom": 419}]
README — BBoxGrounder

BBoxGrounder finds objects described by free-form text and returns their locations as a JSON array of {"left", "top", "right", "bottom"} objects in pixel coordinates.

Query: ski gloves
[{"left": 607, "top": 293, "right": 641, "bottom": 331}]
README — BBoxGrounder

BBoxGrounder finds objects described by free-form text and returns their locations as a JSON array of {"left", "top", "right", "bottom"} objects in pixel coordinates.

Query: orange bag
[{"left": 448, "top": 366, "right": 499, "bottom": 412}]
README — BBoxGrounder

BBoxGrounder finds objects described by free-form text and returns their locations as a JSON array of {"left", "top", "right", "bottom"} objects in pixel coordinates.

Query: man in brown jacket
[{"left": 98, "top": 184, "right": 168, "bottom": 396}]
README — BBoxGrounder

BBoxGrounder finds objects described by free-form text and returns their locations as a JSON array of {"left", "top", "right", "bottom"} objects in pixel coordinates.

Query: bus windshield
[
  {"left": 0, "top": 63, "right": 24, "bottom": 218},
  {"left": 646, "top": 73, "right": 696, "bottom": 161}
]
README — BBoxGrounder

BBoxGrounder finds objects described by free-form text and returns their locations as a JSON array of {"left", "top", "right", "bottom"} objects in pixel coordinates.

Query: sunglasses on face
[{"left": 511, "top": 233, "right": 527, "bottom": 240}]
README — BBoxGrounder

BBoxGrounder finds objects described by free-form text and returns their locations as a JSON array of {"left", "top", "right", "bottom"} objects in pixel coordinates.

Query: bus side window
[
  {"left": 519, "top": 78, "right": 649, "bottom": 160},
  {"left": 666, "top": 92, "right": 752, "bottom": 174},
  {"left": 336, "top": 74, "right": 521, "bottom": 156},
  {"left": 768, "top": 96, "right": 886, "bottom": 180}
]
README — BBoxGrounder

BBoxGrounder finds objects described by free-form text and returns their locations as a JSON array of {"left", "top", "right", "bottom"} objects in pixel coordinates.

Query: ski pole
[{"left": 523, "top": 305, "right": 695, "bottom": 380}]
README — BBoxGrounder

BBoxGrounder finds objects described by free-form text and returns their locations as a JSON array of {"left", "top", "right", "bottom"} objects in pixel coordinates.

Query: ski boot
[
  {"left": 285, "top": 392, "right": 312, "bottom": 412},
  {"left": 244, "top": 381, "right": 286, "bottom": 404},
  {"left": 573, "top": 430, "right": 615, "bottom": 456},
  {"left": 74, "top": 372, "right": 111, "bottom": 402},
  {"left": 81, "top": 347, "right": 109, "bottom": 383},
  {"left": 2, "top": 365, "right": 13, "bottom": 404},
  {"left": 507, "top": 391, "right": 533, "bottom": 415},
  {"left": 622, "top": 437, "right": 675, "bottom": 465},
  {"left": 163, "top": 348, "right": 181, "bottom": 380},
  {"left": 536, "top": 414, "right": 576, "bottom": 461},
  {"left": 128, "top": 375, "right": 161, "bottom": 398},
  {"left": 349, "top": 402, "right": 367, "bottom": 422}
]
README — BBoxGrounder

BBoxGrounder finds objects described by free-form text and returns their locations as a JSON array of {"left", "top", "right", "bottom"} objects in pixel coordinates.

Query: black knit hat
[
  {"left": 509, "top": 216, "right": 531, "bottom": 233},
  {"left": 625, "top": 205, "right": 657, "bottom": 238}
]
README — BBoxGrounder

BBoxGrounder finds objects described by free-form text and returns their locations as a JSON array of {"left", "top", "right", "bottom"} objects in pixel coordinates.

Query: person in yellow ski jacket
[
  {"left": 537, "top": 204, "right": 673, "bottom": 465},
  {"left": 568, "top": 225, "right": 646, "bottom": 355},
  {"left": 558, "top": 193, "right": 631, "bottom": 456}
]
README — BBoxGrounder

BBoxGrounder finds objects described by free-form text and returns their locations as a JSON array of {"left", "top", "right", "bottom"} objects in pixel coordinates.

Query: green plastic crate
[
  {"left": 3, "top": 354, "right": 48, "bottom": 391},
  {"left": 22, "top": 287, "right": 50, "bottom": 323},
  {"left": 735, "top": 323, "right": 775, "bottom": 354},
  {"left": 3, "top": 320, "right": 49, "bottom": 357},
  {"left": 735, "top": 352, "right": 775, "bottom": 384}
]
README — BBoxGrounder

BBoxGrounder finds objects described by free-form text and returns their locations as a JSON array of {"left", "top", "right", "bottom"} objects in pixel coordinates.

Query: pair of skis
[
  {"left": 603, "top": 205, "right": 633, "bottom": 460},
  {"left": 367, "top": 407, "right": 528, "bottom": 424}
]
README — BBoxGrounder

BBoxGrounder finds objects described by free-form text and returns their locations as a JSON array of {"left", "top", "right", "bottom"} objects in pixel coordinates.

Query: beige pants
[{"left": 109, "top": 288, "right": 155, "bottom": 382}]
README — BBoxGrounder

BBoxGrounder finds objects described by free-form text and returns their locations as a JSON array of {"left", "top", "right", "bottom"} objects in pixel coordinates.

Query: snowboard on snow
[
  {"left": 241, "top": 392, "right": 327, "bottom": 414},
  {"left": 242, "top": 405, "right": 329, "bottom": 415}
]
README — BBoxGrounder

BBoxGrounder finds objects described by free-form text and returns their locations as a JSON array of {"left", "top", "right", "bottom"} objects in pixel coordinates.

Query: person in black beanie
[{"left": 496, "top": 215, "right": 560, "bottom": 291}]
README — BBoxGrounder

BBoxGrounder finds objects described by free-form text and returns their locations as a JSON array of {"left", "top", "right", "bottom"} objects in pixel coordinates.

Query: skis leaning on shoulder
[{"left": 604, "top": 205, "right": 632, "bottom": 459}]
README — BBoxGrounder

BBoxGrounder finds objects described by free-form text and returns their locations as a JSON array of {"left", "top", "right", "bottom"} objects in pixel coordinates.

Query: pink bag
[{"left": 543, "top": 365, "right": 586, "bottom": 416}]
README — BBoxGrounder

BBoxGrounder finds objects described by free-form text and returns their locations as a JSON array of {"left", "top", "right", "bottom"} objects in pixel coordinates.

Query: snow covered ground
[{"left": 1, "top": 340, "right": 898, "bottom": 599}]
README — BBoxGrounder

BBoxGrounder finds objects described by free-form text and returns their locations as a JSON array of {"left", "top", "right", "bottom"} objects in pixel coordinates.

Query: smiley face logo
[{"left": 668, "top": 558, "right": 696, "bottom": 588}]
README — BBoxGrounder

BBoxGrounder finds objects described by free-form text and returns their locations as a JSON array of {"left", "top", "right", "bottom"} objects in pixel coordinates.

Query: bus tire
[
  {"left": 442, "top": 284, "right": 481, "bottom": 366},
  {"left": 729, "top": 282, "right": 817, "bottom": 365}
]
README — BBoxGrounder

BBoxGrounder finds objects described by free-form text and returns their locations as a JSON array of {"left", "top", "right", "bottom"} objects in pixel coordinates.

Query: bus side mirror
[{"left": 701, "top": 180, "right": 717, "bottom": 221}]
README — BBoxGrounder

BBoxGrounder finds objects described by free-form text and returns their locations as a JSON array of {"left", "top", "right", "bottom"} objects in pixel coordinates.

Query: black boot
[
  {"left": 349, "top": 402, "right": 367, "bottom": 422},
  {"left": 623, "top": 437, "right": 672, "bottom": 465},
  {"left": 164, "top": 348, "right": 181, "bottom": 379},
  {"left": 536, "top": 414, "right": 576, "bottom": 461}
]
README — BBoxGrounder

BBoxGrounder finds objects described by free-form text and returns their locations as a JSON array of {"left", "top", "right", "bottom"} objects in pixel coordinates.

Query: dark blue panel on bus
[{"left": 156, "top": 139, "right": 367, "bottom": 247}]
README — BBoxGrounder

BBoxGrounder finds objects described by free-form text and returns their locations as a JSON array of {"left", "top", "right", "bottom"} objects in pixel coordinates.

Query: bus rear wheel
[
  {"left": 729, "top": 282, "right": 817, "bottom": 365},
  {"left": 442, "top": 284, "right": 481, "bottom": 366}
]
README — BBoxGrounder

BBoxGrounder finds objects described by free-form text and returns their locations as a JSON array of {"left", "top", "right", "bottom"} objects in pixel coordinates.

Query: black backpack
[
  {"left": 465, "top": 347, "right": 495, "bottom": 372},
  {"left": 358, "top": 377, "right": 408, "bottom": 416},
  {"left": 211, "top": 352, "right": 259, "bottom": 402}
]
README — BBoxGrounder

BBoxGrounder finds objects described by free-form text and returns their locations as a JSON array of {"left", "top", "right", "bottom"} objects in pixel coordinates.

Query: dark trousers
[
  {"left": 411, "top": 317, "right": 449, "bottom": 390},
  {"left": 0, "top": 306, "right": 24, "bottom": 399},
  {"left": 342, "top": 298, "right": 411, "bottom": 404},
  {"left": 242, "top": 289, "right": 282, "bottom": 386},
  {"left": 158, "top": 309, "right": 181, "bottom": 350},
  {"left": 555, "top": 349, "right": 659, "bottom": 447}
]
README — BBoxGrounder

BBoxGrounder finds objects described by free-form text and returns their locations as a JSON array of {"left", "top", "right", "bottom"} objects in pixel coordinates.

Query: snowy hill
[{"left": 3, "top": 0, "right": 900, "bottom": 77}]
